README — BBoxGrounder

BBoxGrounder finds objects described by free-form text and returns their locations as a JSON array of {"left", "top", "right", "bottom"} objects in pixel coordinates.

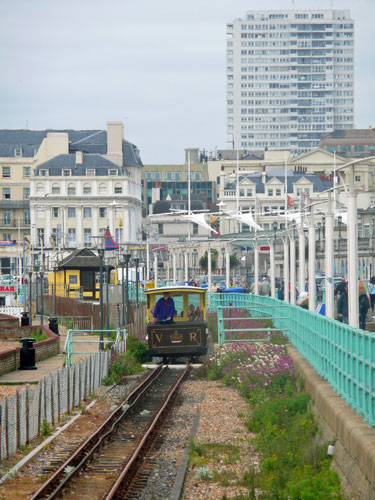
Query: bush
[
  {"left": 103, "top": 352, "right": 144, "bottom": 386},
  {"left": 127, "top": 336, "right": 150, "bottom": 363}
]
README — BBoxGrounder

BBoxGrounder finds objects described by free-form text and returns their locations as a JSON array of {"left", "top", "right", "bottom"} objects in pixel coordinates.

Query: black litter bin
[
  {"left": 21, "top": 312, "right": 30, "bottom": 326},
  {"left": 19, "top": 337, "right": 37, "bottom": 370},
  {"left": 49, "top": 317, "right": 59, "bottom": 336}
]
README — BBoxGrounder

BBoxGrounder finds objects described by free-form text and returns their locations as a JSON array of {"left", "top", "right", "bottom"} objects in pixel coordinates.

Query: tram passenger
[
  {"left": 194, "top": 306, "right": 203, "bottom": 322},
  {"left": 152, "top": 292, "right": 176, "bottom": 324},
  {"left": 188, "top": 304, "right": 196, "bottom": 321}
]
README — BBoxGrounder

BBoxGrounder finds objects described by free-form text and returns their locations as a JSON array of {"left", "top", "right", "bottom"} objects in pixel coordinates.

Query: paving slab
[{"left": 0, "top": 334, "right": 101, "bottom": 384}]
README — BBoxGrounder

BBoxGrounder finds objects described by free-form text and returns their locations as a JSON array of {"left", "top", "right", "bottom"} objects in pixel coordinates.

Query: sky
[{"left": 0, "top": 0, "right": 374, "bottom": 164}]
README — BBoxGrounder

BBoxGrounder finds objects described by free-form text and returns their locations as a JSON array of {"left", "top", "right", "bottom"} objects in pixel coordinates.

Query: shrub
[
  {"left": 40, "top": 419, "right": 52, "bottom": 437},
  {"left": 127, "top": 336, "right": 150, "bottom": 363},
  {"left": 103, "top": 351, "right": 144, "bottom": 386}
]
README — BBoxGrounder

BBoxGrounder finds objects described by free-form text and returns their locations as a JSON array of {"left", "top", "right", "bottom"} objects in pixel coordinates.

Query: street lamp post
[
  {"left": 119, "top": 255, "right": 125, "bottom": 326},
  {"left": 34, "top": 262, "right": 40, "bottom": 318},
  {"left": 28, "top": 267, "right": 33, "bottom": 325},
  {"left": 221, "top": 247, "right": 225, "bottom": 276},
  {"left": 94, "top": 235, "right": 106, "bottom": 351},
  {"left": 123, "top": 244, "right": 131, "bottom": 325},
  {"left": 337, "top": 215, "right": 342, "bottom": 275},
  {"left": 52, "top": 261, "right": 58, "bottom": 317},
  {"left": 132, "top": 247, "right": 140, "bottom": 307},
  {"left": 270, "top": 221, "right": 277, "bottom": 298},
  {"left": 40, "top": 268, "right": 44, "bottom": 325},
  {"left": 105, "top": 261, "right": 111, "bottom": 331}
]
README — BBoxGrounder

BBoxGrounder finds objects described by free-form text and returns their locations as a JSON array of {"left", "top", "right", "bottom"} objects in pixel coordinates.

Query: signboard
[
  {"left": 259, "top": 246, "right": 270, "bottom": 253},
  {"left": 0, "top": 285, "right": 15, "bottom": 293}
]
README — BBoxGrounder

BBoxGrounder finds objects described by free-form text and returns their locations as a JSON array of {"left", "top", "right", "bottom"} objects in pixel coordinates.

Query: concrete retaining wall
[
  {"left": 0, "top": 326, "right": 59, "bottom": 376},
  {"left": 288, "top": 346, "right": 375, "bottom": 500}
]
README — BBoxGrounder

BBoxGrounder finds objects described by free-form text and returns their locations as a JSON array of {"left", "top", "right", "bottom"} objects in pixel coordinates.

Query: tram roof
[{"left": 145, "top": 286, "right": 206, "bottom": 295}]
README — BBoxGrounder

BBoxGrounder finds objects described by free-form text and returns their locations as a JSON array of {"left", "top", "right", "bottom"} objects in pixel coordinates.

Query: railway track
[{"left": 31, "top": 364, "right": 190, "bottom": 500}]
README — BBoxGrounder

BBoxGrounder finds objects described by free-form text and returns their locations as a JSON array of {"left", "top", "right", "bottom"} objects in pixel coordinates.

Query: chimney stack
[
  {"left": 75, "top": 151, "right": 83, "bottom": 165},
  {"left": 107, "top": 121, "right": 124, "bottom": 166}
]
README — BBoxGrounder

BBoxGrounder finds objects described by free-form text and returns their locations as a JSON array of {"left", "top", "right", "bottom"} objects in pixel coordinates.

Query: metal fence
[
  {"left": 208, "top": 291, "right": 375, "bottom": 427},
  {"left": 0, "top": 342, "right": 126, "bottom": 461}
]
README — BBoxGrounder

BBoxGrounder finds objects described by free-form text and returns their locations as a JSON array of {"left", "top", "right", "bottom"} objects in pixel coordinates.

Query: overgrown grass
[
  {"left": 201, "top": 338, "right": 345, "bottom": 499},
  {"left": 31, "top": 328, "right": 47, "bottom": 343},
  {"left": 102, "top": 337, "right": 148, "bottom": 385}
]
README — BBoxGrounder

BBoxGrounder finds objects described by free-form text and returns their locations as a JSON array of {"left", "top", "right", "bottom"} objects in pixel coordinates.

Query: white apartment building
[
  {"left": 29, "top": 122, "right": 143, "bottom": 261},
  {"left": 227, "top": 10, "right": 354, "bottom": 154}
]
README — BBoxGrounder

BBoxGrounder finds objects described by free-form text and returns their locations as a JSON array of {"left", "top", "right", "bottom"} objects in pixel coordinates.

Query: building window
[
  {"left": 340, "top": 145, "right": 351, "bottom": 152},
  {"left": 52, "top": 185, "right": 60, "bottom": 194},
  {"left": 24, "top": 209, "right": 30, "bottom": 225},
  {"left": 84, "top": 228, "right": 92, "bottom": 245},
  {"left": 68, "top": 207, "right": 76, "bottom": 218},
  {"left": 37, "top": 228, "right": 45, "bottom": 246},
  {"left": 99, "top": 207, "right": 107, "bottom": 218},
  {"left": 240, "top": 189, "right": 245, "bottom": 196},
  {"left": 14, "top": 148, "right": 22, "bottom": 157},
  {"left": 23, "top": 167, "right": 31, "bottom": 177},
  {"left": 268, "top": 189, "right": 273, "bottom": 196},
  {"left": 276, "top": 189, "right": 281, "bottom": 196},
  {"left": 193, "top": 223, "right": 198, "bottom": 235},
  {"left": 109, "top": 169, "right": 117, "bottom": 176},
  {"left": 52, "top": 207, "right": 60, "bottom": 218},
  {"left": 99, "top": 183, "right": 107, "bottom": 195},
  {"left": 83, "top": 207, "right": 92, "bottom": 218},
  {"left": 86, "top": 169, "right": 95, "bottom": 176},
  {"left": 327, "top": 146, "right": 338, "bottom": 152},
  {"left": 62, "top": 170, "right": 71, "bottom": 176},
  {"left": 36, "top": 183, "right": 44, "bottom": 195},
  {"left": 247, "top": 189, "right": 252, "bottom": 196},
  {"left": 157, "top": 223, "right": 163, "bottom": 234},
  {"left": 3, "top": 210, "right": 11, "bottom": 225},
  {"left": 146, "top": 172, "right": 153, "bottom": 180},
  {"left": 166, "top": 172, "right": 172, "bottom": 181},
  {"left": 354, "top": 145, "right": 365, "bottom": 152},
  {"left": 355, "top": 175, "right": 361, "bottom": 182},
  {"left": 83, "top": 185, "right": 91, "bottom": 194},
  {"left": 39, "top": 170, "right": 48, "bottom": 176},
  {"left": 67, "top": 228, "right": 76, "bottom": 246},
  {"left": 3, "top": 233, "right": 11, "bottom": 241},
  {"left": 23, "top": 187, "right": 30, "bottom": 199},
  {"left": 154, "top": 172, "right": 161, "bottom": 180},
  {"left": 114, "top": 184, "right": 122, "bottom": 194},
  {"left": 2, "top": 167, "right": 10, "bottom": 178},
  {"left": 68, "top": 185, "right": 76, "bottom": 195},
  {"left": 2, "top": 188, "right": 10, "bottom": 200}
]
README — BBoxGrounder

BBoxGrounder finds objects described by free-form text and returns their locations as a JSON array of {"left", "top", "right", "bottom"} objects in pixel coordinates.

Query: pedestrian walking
[
  {"left": 359, "top": 281, "right": 370, "bottom": 330},
  {"left": 337, "top": 283, "right": 348, "bottom": 324},
  {"left": 369, "top": 276, "right": 375, "bottom": 315},
  {"left": 259, "top": 278, "right": 271, "bottom": 296}
]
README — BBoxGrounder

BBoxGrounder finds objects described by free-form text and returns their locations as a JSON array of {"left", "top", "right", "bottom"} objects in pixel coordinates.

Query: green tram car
[{"left": 146, "top": 286, "right": 208, "bottom": 362}]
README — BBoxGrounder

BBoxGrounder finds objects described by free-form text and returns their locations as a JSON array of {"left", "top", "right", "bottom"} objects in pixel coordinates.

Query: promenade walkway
[{"left": 0, "top": 327, "right": 100, "bottom": 385}]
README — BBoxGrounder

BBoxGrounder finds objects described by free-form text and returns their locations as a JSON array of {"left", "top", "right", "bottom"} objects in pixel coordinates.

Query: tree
[
  {"left": 199, "top": 249, "right": 218, "bottom": 273},
  {"left": 230, "top": 254, "right": 239, "bottom": 269}
]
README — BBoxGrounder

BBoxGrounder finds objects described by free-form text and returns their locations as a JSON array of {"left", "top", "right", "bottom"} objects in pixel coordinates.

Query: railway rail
[{"left": 31, "top": 364, "right": 190, "bottom": 500}]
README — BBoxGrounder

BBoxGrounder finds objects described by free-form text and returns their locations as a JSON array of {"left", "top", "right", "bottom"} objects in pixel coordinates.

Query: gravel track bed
[
  {"left": 137, "top": 376, "right": 258, "bottom": 500},
  {"left": 0, "top": 375, "right": 144, "bottom": 499}
]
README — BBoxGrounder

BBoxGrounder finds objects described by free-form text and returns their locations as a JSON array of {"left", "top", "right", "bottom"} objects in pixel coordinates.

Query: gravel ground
[
  {"left": 0, "top": 375, "right": 144, "bottom": 499},
  {"left": 137, "top": 375, "right": 259, "bottom": 500},
  {"left": 0, "top": 384, "right": 26, "bottom": 401}
]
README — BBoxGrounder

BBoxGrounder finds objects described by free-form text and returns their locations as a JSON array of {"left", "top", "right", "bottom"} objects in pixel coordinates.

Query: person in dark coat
[
  {"left": 152, "top": 292, "right": 176, "bottom": 324},
  {"left": 337, "top": 284, "right": 348, "bottom": 324},
  {"left": 359, "top": 281, "right": 370, "bottom": 330},
  {"left": 335, "top": 277, "right": 346, "bottom": 297}
]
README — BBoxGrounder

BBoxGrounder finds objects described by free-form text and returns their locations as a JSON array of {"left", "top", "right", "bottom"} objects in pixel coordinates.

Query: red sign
[
  {"left": 259, "top": 246, "right": 270, "bottom": 253},
  {"left": 0, "top": 285, "right": 15, "bottom": 292}
]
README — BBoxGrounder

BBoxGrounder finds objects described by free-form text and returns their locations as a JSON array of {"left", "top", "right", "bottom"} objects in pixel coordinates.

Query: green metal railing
[
  {"left": 128, "top": 283, "right": 146, "bottom": 303},
  {"left": 63, "top": 328, "right": 127, "bottom": 366},
  {"left": 208, "top": 291, "right": 375, "bottom": 427}
]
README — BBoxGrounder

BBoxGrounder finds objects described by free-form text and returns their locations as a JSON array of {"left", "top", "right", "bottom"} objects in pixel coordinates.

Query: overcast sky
[{"left": 0, "top": 0, "right": 374, "bottom": 164}]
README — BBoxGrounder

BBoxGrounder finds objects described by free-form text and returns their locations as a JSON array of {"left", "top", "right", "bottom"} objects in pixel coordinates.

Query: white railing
[{"left": 0, "top": 306, "right": 23, "bottom": 318}]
